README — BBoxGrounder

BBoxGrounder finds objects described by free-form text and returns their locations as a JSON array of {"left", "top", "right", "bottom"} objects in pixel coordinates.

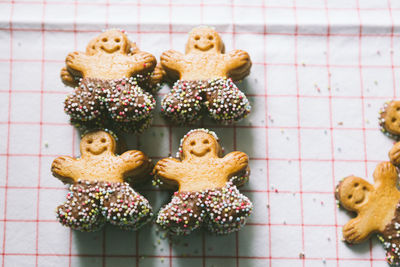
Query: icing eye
[
  {"left": 210, "top": 44, "right": 214, "bottom": 49},
  {"left": 203, "top": 139, "right": 209, "bottom": 144},
  {"left": 92, "top": 45, "right": 95, "bottom": 49},
  {"left": 208, "top": 35, "right": 213, "bottom": 40},
  {"left": 115, "top": 38, "right": 120, "bottom": 43},
  {"left": 87, "top": 139, "right": 93, "bottom": 144},
  {"left": 194, "top": 36, "right": 200, "bottom": 41},
  {"left": 102, "top": 37, "right": 108, "bottom": 42},
  {"left": 363, "top": 186, "right": 367, "bottom": 190},
  {"left": 348, "top": 194, "right": 352, "bottom": 199},
  {"left": 101, "top": 138, "right": 106, "bottom": 143},
  {"left": 397, "top": 107, "right": 400, "bottom": 111},
  {"left": 354, "top": 183, "right": 359, "bottom": 187},
  {"left": 190, "top": 141, "right": 196, "bottom": 146},
  {"left": 392, "top": 117, "right": 397, "bottom": 122}
]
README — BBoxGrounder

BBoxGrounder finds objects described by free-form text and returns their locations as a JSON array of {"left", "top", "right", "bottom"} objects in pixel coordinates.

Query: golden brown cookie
[
  {"left": 336, "top": 161, "right": 400, "bottom": 265},
  {"left": 160, "top": 26, "right": 252, "bottom": 124},
  {"left": 161, "top": 27, "right": 251, "bottom": 82},
  {"left": 153, "top": 128, "right": 252, "bottom": 235},
  {"left": 61, "top": 29, "right": 156, "bottom": 82},
  {"left": 51, "top": 130, "right": 153, "bottom": 231},
  {"left": 60, "top": 30, "right": 160, "bottom": 133},
  {"left": 379, "top": 100, "right": 400, "bottom": 140}
]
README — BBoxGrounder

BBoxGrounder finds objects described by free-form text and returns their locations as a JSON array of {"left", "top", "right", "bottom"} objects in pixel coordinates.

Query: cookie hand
[
  {"left": 373, "top": 161, "right": 398, "bottom": 187},
  {"left": 51, "top": 156, "right": 78, "bottom": 183},
  {"left": 132, "top": 51, "right": 157, "bottom": 72},
  {"left": 222, "top": 151, "right": 248, "bottom": 175},
  {"left": 160, "top": 50, "right": 185, "bottom": 74},
  {"left": 154, "top": 158, "right": 183, "bottom": 181},
  {"left": 65, "top": 51, "right": 88, "bottom": 73},
  {"left": 343, "top": 218, "right": 371, "bottom": 243},
  {"left": 120, "top": 150, "right": 147, "bottom": 170}
]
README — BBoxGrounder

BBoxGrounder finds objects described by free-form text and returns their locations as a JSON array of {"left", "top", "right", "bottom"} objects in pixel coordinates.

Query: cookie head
[
  {"left": 181, "top": 130, "right": 221, "bottom": 159},
  {"left": 337, "top": 176, "right": 372, "bottom": 211},
  {"left": 185, "top": 27, "right": 224, "bottom": 54},
  {"left": 380, "top": 100, "right": 400, "bottom": 138},
  {"left": 80, "top": 131, "right": 116, "bottom": 156},
  {"left": 86, "top": 30, "right": 129, "bottom": 55}
]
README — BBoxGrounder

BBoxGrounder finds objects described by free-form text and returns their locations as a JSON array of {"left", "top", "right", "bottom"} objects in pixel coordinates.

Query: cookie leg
[
  {"left": 102, "top": 182, "right": 153, "bottom": 230},
  {"left": 161, "top": 80, "right": 203, "bottom": 125},
  {"left": 204, "top": 78, "right": 251, "bottom": 124},
  {"left": 56, "top": 181, "right": 105, "bottom": 232},
  {"left": 204, "top": 181, "right": 253, "bottom": 234},
  {"left": 103, "top": 78, "right": 155, "bottom": 127},
  {"left": 64, "top": 78, "right": 105, "bottom": 123},
  {"left": 156, "top": 191, "right": 206, "bottom": 235}
]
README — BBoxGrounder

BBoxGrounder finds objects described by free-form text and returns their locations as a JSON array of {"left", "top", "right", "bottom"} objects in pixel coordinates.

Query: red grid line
[
  {"left": 262, "top": 0, "right": 272, "bottom": 266},
  {"left": 3, "top": 26, "right": 400, "bottom": 38},
  {"left": 292, "top": 2, "right": 306, "bottom": 266},
  {"left": 1, "top": 2, "right": 13, "bottom": 266},
  {"left": 34, "top": 1, "right": 46, "bottom": 266},
  {"left": 0, "top": 252, "right": 389, "bottom": 262},
  {"left": 323, "top": 1, "right": 340, "bottom": 266},
  {"left": 2, "top": 0, "right": 400, "bottom": 13},
  {"left": 355, "top": 1, "right": 374, "bottom": 266}
]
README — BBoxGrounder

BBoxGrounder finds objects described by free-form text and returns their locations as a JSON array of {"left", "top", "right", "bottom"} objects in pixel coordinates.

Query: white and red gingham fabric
[{"left": 1, "top": 0, "right": 400, "bottom": 266}]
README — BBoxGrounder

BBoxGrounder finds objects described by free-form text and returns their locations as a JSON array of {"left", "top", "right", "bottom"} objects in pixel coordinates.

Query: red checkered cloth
[{"left": 1, "top": 0, "right": 400, "bottom": 266}]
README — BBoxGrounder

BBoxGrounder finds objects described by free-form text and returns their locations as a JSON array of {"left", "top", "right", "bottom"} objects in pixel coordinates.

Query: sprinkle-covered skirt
[
  {"left": 161, "top": 78, "right": 251, "bottom": 125},
  {"left": 156, "top": 181, "right": 252, "bottom": 235},
  {"left": 56, "top": 180, "right": 153, "bottom": 232}
]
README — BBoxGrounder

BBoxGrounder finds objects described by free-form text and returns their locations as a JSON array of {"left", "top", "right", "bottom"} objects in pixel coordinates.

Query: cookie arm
[
  {"left": 373, "top": 161, "right": 398, "bottom": 189},
  {"left": 51, "top": 156, "right": 80, "bottom": 184},
  {"left": 160, "top": 50, "right": 185, "bottom": 77},
  {"left": 342, "top": 216, "right": 375, "bottom": 243},
  {"left": 118, "top": 150, "right": 149, "bottom": 178},
  {"left": 221, "top": 151, "right": 249, "bottom": 177},
  {"left": 65, "top": 51, "right": 90, "bottom": 75},
  {"left": 224, "top": 50, "right": 252, "bottom": 81},
  {"left": 128, "top": 51, "right": 157, "bottom": 74},
  {"left": 153, "top": 158, "right": 184, "bottom": 183}
]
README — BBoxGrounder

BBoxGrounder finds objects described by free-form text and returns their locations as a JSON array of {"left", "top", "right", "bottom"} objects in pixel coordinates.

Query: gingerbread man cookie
[
  {"left": 153, "top": 129, "right": 252, "bottom": 235},
  {"left": 336, "top": 159, "right": 400, "bottom": 265},
  {"left": 160, "top": 26, "right": 252, "bottom": 125},
  {"left": 51, "top": 130, "right": 153, "bottom": 231},
  {"left": 379, "top": 100, "right": 400, "bottom": 140},
  {"left": 61, "top": 29, "right": 160, "bottom": 133}
]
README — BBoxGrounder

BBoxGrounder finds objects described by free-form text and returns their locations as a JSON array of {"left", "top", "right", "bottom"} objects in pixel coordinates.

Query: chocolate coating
[
  {"left": 161, "top": 78, "right": 251, "bottom": 125},
  {"left": 156, "top": 181, "right": 252, "bottom": 235},
  {"left": 379, "top": 202, "right": 400, "bottom": 265},
  {"left": 64, "top": 77, "right": 155, "bottom": 133},
  {"left": 56, "top": 180, "right": 153, "bottom": 232}
]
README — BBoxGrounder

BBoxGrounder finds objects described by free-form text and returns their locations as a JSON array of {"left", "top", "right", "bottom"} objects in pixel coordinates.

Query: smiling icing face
[
  {"left": 339, "top": 177, "right": 373, "bottom": 211},
  {"left": 80, "top": 131, "right": 116, "bottom": 156},
  {"left": 185, "top": 27, "right": 224, "bottom": 54},
  {"left": 86, "top": 30, "right": 130, "bottom": 55},
  {"left": 182, "top": 131, "right": 220, "bottom": 160}
]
